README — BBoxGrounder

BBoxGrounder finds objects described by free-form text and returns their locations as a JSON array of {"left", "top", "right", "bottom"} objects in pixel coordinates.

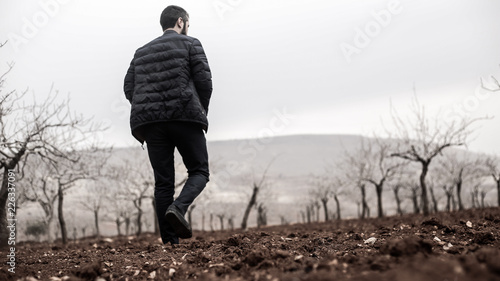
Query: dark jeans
[{"left": 141, "top": 121, "right": 209, "bottom": 244}]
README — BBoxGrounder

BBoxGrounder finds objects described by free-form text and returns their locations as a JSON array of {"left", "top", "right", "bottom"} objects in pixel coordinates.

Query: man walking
[{"left": 124, "top": 5, "right": 212, "bottom": 245}]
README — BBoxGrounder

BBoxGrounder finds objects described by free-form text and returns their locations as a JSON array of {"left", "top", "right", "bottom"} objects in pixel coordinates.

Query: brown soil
[{"left": 4, "top": 207, "right": 500, "bottom": 281}]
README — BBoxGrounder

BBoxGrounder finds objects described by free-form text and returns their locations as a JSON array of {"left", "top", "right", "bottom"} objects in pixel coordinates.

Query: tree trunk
[
  {"left": 321, "top": 198, "right": 329, "bottom": 221},
  {"left": 201, "top": 213, "right": 205, "bottom": 232},
  {"left": 333, "top": 194, "right": 341, "bottom": 220},
  {"left": 125, "top": 217, "right": 130, "bottom": 236},
  {"left": 210, "top": 213, "right": 214, "bottom": 231},
  {"left": 94, "top": 209, "right": 100, "bottom": 238},
  {"left": 0, "top": 167, "right": 17, "bottom": 247},
  {"left": 411, "top": 187, "right": 420, "bottom": 214},
  {"left": 315, "top": 204, "right": 320, "bottom": 222},
  {"left": 481, "top": 191, "right": 486, "bottom": 208},
  {"left": 419, "top": 163, "right": 430, "bottom": 215},
  {"left": 360, "top": 184, "right": 368, "bottom": 219},
  {"left": 257, "top": 204, "right": 267, "bottom": 227},
  {"left": 45, "top": 217, "right": 54, "bottom": 242},
  {"left": 456, "top": 181, "right": 464, "bottom": 211},
  {"left": 497, "top": 179, "right": 500, "bottom": 207},
  {"left": 115, "top": 218, "right": 122, "bottom": 236},
  {"left": 0, "top": 148, "right": 26, "bottom": 247},
  {"left": 445, "top": 191, "right": 451, "bottom": 212},
  {"left": 152, "top": 198, "right": 159, "bottom": 235},
  {"left": 241, "top": 184, "right": 258, "bottom": 230},
  {"left": 393, "top": 186, "right": 403, "bottom": 216},
  {"left": 451, "top": 195, "right": 457, "bottom": 211},
  {"left": 470, "top": 192, "right": 476, "bottom": 209},
  {"left": 57, "top": 184, "right": 68, "bottom": 244},
  {"left": 134, "top": 198, "right": 142, "bottom": 236},
  {"left": 429, "top": 187, "right": 438, "bottom": 213},
  {"left": 376, "top": 184, "right": 383, "bottom": 218},
  {"left": 218, "top": 215, "right": 224, "bottom": 231}
]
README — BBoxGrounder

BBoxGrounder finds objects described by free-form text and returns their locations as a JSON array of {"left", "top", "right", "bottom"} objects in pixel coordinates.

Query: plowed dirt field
[{"left": 4, "top": 207, "right": 500, "bottom": 281}]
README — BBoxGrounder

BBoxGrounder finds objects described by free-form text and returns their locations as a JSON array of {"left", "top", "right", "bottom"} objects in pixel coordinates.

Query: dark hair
[{"left": 160, "top": 5, "right": 189, "bottom": 30}]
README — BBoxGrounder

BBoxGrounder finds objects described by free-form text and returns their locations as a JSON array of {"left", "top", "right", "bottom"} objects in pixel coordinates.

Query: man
[{"left": 124, "top": 5, "right": 212, "bottom": 245}]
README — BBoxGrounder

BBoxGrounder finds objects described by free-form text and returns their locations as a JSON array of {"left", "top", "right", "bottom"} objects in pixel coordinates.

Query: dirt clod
[{"left": 380, "top": 237, "right": 433, "bottom": 257}]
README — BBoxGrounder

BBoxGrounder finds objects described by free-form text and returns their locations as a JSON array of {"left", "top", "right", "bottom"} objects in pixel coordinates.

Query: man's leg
[
  {"left": 171, "top": 122, "right": 210, "bottom": 215},
  {"left": 142, "top": 123, "right": 179, "bottom": 244}
]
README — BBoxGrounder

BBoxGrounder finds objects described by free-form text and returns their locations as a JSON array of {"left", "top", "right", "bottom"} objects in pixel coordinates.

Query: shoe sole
[{"left": 165, "top": 211, "right": 192, "bottom": 239}]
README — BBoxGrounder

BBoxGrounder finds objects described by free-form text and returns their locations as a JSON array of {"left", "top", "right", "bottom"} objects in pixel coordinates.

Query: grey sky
[{"left": 1, "top": 0, "right": 499, "bottom": 153}]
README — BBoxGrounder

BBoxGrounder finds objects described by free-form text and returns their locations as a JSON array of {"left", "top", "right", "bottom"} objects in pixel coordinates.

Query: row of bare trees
[
  {"left": 0, "top": 41, "right": 114, "bottom": 245},
  {"left": 306, "top": 91, "right": 499, "bottom": 221}
]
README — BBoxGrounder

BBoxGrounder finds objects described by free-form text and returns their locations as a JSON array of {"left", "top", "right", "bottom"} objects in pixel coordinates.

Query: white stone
[{"left": 364, "top": 237, "right": 377, "bottom": 245}]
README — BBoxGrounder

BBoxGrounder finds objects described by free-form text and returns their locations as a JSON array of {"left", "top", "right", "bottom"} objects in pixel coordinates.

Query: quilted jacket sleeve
[
  {"left": 189, "top": 39, "right": 213, "bottom": 114},
  {"left": 124, "top": 57, "right": 135, "bottom": 103}
]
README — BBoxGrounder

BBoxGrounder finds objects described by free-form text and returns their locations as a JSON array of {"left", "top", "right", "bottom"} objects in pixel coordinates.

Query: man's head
[{"left": 160, "top": 5, "right": 189, "bottom": 35}]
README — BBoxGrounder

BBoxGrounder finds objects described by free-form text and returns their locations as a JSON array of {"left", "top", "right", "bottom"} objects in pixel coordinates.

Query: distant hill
[{"left": 108, "top": 134, "right": 372, "bottom": 229}]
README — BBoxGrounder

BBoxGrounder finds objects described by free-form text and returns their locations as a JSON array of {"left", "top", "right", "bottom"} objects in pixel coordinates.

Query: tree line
[{"left": 305, "top": 93, "right": 500, "bottom": 222}]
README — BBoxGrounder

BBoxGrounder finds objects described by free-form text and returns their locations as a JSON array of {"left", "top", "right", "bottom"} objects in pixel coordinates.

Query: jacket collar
[{"left": 163, "top": 30, "right": 178, "bottom": 35}]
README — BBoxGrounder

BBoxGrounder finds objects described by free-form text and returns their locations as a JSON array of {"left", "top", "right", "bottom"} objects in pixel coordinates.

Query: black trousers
[{"left": 141, "top": 121, "right": 209, "bottom": 244}]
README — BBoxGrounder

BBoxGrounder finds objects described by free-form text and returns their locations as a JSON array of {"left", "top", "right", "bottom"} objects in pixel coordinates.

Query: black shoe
[{"left": 165, "top": 205, "right": 192, "bottom": 239}]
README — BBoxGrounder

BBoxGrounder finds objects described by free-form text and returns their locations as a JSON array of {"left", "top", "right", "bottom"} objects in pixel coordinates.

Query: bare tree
[
  {"left": 428, "top": 185, "right": 439, "bottom": 213},
  {"left": 310, "top": 172, "right": 344, "bottom": 221},
  {"left": 479, "top": 187, "right": 488, "bottom": 208},
  {"left": 209, "top": 213, "right": 214, "bottom": 232},
  {"left": 409, "top": 184, "right": 421, "bottom": 214},
  {"left": 115, "top": 159, "right": 153, "bottom": 236},
  {"left": 122, "top": 209, "right": 134, "bottom": 236},
  {"left": 22, "top": 156, "right": 58, "bottom": 241},
  {"left": 256, "top": 202, "right": 267, "bottom": 228},
  {"left": 107, "top": 186, "right": 134, "bottom": 236},
  {"left": 426, "top": 172, "right": 445, "bottom": 213},
  {"left": 217, "top": 214, "right": 225, "bottom": 231},
  {"left": 441, "top": 184, "right": 456, "bottom": 212},
  {"left": 332, "top": 193, "right": 341, "bottom": 220},
  {"left": 359, "top": 138, "right": 405, "bottom": 218},
  {"left": 196, "top": 183, "right": 214, "bottom": 232},
  {"left": 438, "top": 153, "right": 485, "bottom": 211},
  {"left": 80, "top": 181, "right": 110, "bottom": 238},
  {"left": 392, "top": 184, "right": 405, "bottom": 215},
  {"left": 280, "top": 215, "right": 289, "bottom": 225},
  {"left": 299, "top": 210, "right": 306, "bottom": 224},
  {"left": 340, "top": 142, "right": 371, "bottom": 219},
  {"left": 52, "top": 148, "right": 109, "bottom": 244},
  {"left": 213, "top": 204, "right": 230, "bottom": 231},
  {"left": 390, "top": 94, "right": 481, "bottom": 215},
  {"left": 305, "top": 202, "right": 314, "bottom": 223},
  {"left": 309, "top": 179, "right": 330, "bottom": 221},
  {"left": 485, "top": 156, "right": 500, "bottom": 207},
  {"left": 228, "top": 216, "right": 235, "bottom": 230},
  {"left": 240, "top": 159, "right": 275, "bottom": 230},
  {"left": 0, "top": 59, "right": 107, "bottom": 244}
]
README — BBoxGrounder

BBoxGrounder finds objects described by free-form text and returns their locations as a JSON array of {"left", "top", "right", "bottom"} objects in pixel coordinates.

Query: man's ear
[{"left": 177, "top": 17, "right": 183, "bottom": 28}]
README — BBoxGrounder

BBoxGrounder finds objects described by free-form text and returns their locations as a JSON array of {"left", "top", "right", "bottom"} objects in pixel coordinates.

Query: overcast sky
[{"left": 1, "top": 0, "right": 499, "bottom": 154}]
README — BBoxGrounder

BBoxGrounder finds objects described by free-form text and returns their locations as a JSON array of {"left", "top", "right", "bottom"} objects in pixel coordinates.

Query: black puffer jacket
[{"left": 124, "top": 30, "right": 212, "bottom": 143}]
